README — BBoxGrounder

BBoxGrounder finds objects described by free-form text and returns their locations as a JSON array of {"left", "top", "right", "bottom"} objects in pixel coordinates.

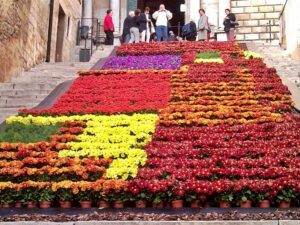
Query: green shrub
[
  {"left": 0, "top": 122, "right": 60, "bottom": 143},
  {"left": 197, "top": 51, "right": 220, "bottom": 59}
]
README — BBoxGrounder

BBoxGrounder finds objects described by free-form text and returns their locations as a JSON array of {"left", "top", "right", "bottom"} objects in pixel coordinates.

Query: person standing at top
[
  {"left": 122, "top": 11, "right": 134, "bottom": 44},
  {"left": 153, "top": 4, "right": 172, "bottom": 42},
  {"left": 104, "top": 9, "right": 114, "bottom": 45},
  {"left": 223, "top": 8, "right": 237, "bottom": 41},
  {"left": 140, "top": 7, "right": 152, "bottom": 43},
  {"left": 129, "top": 9, "right": 141, "bottom": 44},
  {"left": 198, "top": 9, "right": 208, "bottom": 41}
]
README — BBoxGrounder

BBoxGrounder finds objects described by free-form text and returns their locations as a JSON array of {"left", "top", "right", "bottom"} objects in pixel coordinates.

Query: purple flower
[{"left": 102, "top": 55, "right": 182, "bottom": 70}]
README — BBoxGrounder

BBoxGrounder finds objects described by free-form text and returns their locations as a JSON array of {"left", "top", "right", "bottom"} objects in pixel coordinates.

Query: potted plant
[
  {"left": 38, "top": 188, "right": 55, "bottom": 208},
  {"left": 256, "top": 193, "right": 270, "bottom": 208},
  {"left": 1, "top": 188, "right": 15, "bottom": 208},
  {"left": 134, "top": 192, "right": 152, "bottom": 209},
  {"left": 168, "top": 191, "right": 184, "bottom": 209},
  {"left": 218, "top": 192, "right": 233, "bottom": 208},
  {"left": 186, "top": 191, "right": 201, "bottom": 208},
  {"left": 238, "top": 189, "right": 253, "bottom": 208},
  {"left": 13, "top": 190, "right": 23, "bottom": 208},
  {"left": 152, "top": 193, "right": 165, "bottom": 209},
  {"left": 95, "top": 192, "right": 110, "bottom": 208},
  {"left": 76, "top": 190, "right": 93, "bottom": 208},
  {"left": 108, "top": 190, "right": 132, "bottom": 209},
  {"left": 57, "top": 188, "right": 73, "bottom": 209},
  {"left": 21, "top": 188, "right": 38, "bottom": 208},
  {"left": 276, "top": 188, "right": 296, "bottom": 209}
]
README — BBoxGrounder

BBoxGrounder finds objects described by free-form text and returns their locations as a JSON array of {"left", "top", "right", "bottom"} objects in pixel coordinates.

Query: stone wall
[
  {"left": 231, "top": 0, "right": 285, "bottom": 42},
  {"left": 0, "top": 0, "right": 50, "bottom": 82},
  {"left": 0, "top": 0, "right": 82, "bottom": 82}
]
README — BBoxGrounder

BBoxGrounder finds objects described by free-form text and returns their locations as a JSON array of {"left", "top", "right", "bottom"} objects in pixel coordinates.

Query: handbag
[{"left": 150, "top": 21, "right": 155, "bottom": 34}]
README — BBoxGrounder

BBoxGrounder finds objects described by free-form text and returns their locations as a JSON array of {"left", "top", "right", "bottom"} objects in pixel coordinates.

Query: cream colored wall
[
  {"left": 93, "top": 0, "right": 109, "bottom": 23},
  {"left": 281, "top": 0, "right": 300, "bottom": 59}
]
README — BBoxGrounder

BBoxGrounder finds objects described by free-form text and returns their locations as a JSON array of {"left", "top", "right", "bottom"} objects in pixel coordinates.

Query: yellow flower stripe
[
  {"left": 194, "top": 58, "right": 224, "bottom": 64},
  {"left": 244, "top": 51, "right": 263, "bottom": 59},
  {"left": 6, "top": 114, "right": 158, "bottom": 180}
]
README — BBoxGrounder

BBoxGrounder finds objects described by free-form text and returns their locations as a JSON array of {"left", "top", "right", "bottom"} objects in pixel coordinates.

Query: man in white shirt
[{"left": 153, "top": 4, "right": 173, "bottom": 42}]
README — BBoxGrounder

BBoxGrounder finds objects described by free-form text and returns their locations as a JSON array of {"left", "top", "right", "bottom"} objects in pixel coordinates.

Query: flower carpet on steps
[{"left": 0, "top": 42, "right": 300, "bottom": 210}]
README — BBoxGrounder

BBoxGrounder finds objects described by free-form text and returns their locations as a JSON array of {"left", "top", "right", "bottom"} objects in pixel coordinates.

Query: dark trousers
[{"left": 105, "top": 30, "right": 114, "bottom": 45}]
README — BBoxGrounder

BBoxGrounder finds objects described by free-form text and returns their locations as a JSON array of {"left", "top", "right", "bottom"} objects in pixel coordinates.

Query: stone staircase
[
  {"left": 247, "top": 42, "right": 300, "bottom": 89},
  {"left": 0, "top": 47, "right": 114, "bottom": 123}
]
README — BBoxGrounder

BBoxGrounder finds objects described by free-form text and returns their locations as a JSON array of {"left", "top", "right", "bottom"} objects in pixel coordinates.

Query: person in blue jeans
[{"left": 153, "top": 4, "right": 172, "bottom": 42}]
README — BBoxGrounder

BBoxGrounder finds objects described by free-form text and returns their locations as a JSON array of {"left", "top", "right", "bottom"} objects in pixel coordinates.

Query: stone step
[
  {"left": 11, "top": 76, "right": 75, "bottom": 83},
  {"left": 0, "top": 94, "right": 49, "bottom": 100},
  {"left": 0, "top": 89, "right": 52, "bottom": 96},
  {"left": 0, "top": 83, "right": 57, "bottom": 90},
  {"left": 0, "top": 98, "right": 40, "bottom": 108}
]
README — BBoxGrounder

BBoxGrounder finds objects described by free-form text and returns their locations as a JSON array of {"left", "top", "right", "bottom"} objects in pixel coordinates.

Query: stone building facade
[
  {"left": 92, "top": 0, "right": 284, "bottom": 42},
  {"left": 0, "top": 0, "right": 82, "bottom": 82}
]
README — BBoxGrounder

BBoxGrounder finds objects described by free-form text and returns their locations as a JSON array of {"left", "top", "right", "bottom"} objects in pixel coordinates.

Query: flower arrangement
[{"left": 1, "top": 41, "right": 300, "bottom": 208}]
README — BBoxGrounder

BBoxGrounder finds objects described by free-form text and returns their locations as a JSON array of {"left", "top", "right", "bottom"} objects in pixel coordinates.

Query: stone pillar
[
  {"left": 110, "top": 0, "right": 120, "bottom": 34},
  {"left": 82, "top": 0, "right": 93, "bottom": 28},
  {"left": 218, "top": 0, "right": 230, "bottom": 28},
  {"left": 189, "top": 0, "right": 201, "bottom": 22},
  {"left": 120, "top": 0, "right": 128, "bottom": 35}
]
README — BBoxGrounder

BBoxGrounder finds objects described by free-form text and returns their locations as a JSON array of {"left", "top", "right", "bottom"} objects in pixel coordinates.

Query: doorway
[
  {"left": 55, "top": 5, "right": 66, "bottom": 62},
  {"left": 137, "top": 0, "right": 185, "bottom": 36}
]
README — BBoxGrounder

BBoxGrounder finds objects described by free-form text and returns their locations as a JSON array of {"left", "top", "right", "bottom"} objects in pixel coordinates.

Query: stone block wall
[
  {"left": 231, "top": 0, "right": 285, "bottom": 42},
  {"left": 0, "top": 0, "right": 50, "bottom": 82}
]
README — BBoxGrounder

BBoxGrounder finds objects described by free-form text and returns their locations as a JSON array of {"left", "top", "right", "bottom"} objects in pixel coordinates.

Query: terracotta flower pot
[
  {"left": 39, "top": 201, "right": 51, "bottom": 209},
  {"left": 135, "top": 200, "right": 147, "bottom": 208},
  {"left": 219, "top": 201, "right": 231, "bottom": 208},
  {"left": 80, "top": 201, "right": 92, "bottom": 208},
  {"left": 27, "top": 201, "right": 37, "bottom": 208},
  {"left": 15, "top": 202, "right": 22, "bottom": 208},
  {"left": 152, "top": 202, "right": 164, "bottom": 209},
  {"left": 171, "top": 200, "right": 183, "bottom": 209},
  {"left": 98, "top": 200, "right": 110, "bottom": 208},
  {"left": 240, "top": 200, "right": 252, "bottom": 208},
  {"left": 279, "top": 201, "right": 290, "bottom": 209},
  {"left": 204, "top": 202, "right": 211, "bottom": 208},
  {"left": 2, "top": 203, "right": 12, "bottom": 208},
  {"left": 113, "top": 201, "right": 124, "bottom": 209},
  {"left": 259, "top": 200, "right": 270, "bottom": 208},
  {"left": 59, "top": 201, "right": 72, "bottom": 209},
  {"left": 190, "top": 200, "right": 201, "bottom": 208}
]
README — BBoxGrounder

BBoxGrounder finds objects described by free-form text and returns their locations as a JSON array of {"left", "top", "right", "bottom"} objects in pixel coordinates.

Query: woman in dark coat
[
  {"left": 223, "top": 8, "right": 237, "bottom": 41},
  {"left": 139, "top": 7, "right": 152, "bottom": 42}
]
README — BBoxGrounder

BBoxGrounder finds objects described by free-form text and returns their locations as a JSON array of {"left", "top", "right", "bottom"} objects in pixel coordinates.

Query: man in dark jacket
[
  {"left": 122, "top": 11, "right": 134, "bottom": 43},
  {"left": 223, "top": 9, "right": 237, "bottom": 41}
]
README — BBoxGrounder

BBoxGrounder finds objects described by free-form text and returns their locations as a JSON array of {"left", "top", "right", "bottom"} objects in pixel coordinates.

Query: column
[
  {"left": 82, "top": 0, "right": 93, "bottom": 28},
  {"left": 218, "top": 0, "right": 230, "bottom": 28},
  {"left": 185, "top": 0, "right": 201, "bottom": 23},
  {"left": 190, "top": 0, "right": 201, "bottom": 22},
  {"left": 110, "top": 0, "right": 120, "bottom": 34}
]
